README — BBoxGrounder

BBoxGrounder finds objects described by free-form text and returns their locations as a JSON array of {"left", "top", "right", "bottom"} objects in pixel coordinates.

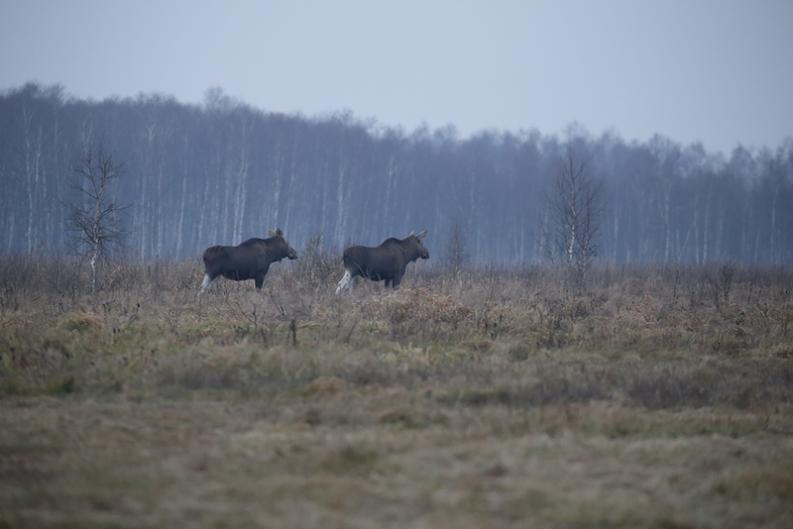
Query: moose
[
  {"left": 336, "top": 230, "right": 429, "bottom": 293},
  {"left": 199, "top": 229, "right": 297, "bottom": 293}
]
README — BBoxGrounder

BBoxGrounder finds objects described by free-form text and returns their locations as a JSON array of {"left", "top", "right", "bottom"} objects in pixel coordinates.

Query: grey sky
[{"left": 1, "top": 0, "right": 792, "bottom": 153}]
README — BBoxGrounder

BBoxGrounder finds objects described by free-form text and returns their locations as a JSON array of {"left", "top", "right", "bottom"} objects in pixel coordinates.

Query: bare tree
[
  {"left": 542, "top": 148, "right": 603, "bottom": 288},
  {"left": 444, "top": 220, "right": 468, "bottom": 274},
  {"left": 66, "top": 148, "right": 129, "bottom": 292}
]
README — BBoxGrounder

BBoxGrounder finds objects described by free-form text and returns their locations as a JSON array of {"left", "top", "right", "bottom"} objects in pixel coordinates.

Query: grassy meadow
[{"left": 1, "top": 255, "right": 793, "bottom": 528}]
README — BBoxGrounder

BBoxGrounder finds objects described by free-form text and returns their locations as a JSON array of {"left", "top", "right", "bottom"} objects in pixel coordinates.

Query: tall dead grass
[
  {"left": 2, "top": 258, "right": 793, "bottom": 529},
  {"left": 1, "top": 256, "right": 792, "bottom": 404}
]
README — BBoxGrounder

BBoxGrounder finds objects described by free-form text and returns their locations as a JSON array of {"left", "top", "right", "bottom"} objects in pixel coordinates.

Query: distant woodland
[{"left": 1, "top": 83, "right": 792, "bottom": 264}]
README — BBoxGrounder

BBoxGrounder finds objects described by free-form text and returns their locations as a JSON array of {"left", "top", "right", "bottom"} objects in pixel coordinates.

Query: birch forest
[{"left": 2, "top": 83, "right": 792, "bottom": 264}]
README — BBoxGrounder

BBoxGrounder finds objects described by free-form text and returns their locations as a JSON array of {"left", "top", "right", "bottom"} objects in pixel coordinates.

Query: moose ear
[
  {"left": 268, "top": 228, "right": 284, "bottom": 238},
  {"left": 416, "top": 229, "right": 428, "bottom": 240}
]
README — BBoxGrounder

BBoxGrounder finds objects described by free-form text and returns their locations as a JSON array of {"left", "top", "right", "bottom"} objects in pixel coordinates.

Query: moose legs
[
  {"left": 336, "top": 264, "right": 410, "bottom": 293},
  {"left": 336, "top": 269, "right": 353, "bottom": 294},
  {"left": 254, "top": 264, "right": 270, "bottom": 289},
  {"left": 198, "top": 273, "right": 217, "bottom": 295},
  {"left": 199, "top": 270, "right": 269, "bottom": 293}
]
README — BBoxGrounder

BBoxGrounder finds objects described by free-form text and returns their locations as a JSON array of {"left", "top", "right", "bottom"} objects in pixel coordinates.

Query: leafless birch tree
[
  {"left": 542, "top": 149, "right": 603, "bottom": 288},
  {"left": 66, "top": 148, "right": 129, "bottom": 292}
]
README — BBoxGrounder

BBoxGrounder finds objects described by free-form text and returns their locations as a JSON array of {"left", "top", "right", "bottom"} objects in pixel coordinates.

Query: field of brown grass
[{"left": 1, "top": 257, "right": 793, "bottom": 528}]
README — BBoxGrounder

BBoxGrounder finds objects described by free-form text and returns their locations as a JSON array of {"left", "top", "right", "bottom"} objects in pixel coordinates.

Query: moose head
[
  {"left": 407, "top": 229, "right": 430, "bottom": 260},
  {"left": 269, "top": 228, "right": 298, "bottom": 260}
]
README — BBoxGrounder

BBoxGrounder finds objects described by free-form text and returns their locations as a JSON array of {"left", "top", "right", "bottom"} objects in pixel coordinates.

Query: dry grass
[{"left": 1, "top": 257, "right": 793, "bottom": 528}]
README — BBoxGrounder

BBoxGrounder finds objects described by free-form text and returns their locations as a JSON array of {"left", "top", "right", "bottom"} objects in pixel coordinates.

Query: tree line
[{"left": 1, "top": 83, "right": 792, "bottom": 264}]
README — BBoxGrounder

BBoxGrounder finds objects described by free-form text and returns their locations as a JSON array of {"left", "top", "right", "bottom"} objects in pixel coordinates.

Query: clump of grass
[
  {"left": 304, "top": 375, "right": 348, "bottom": 395},
  {"left": 378, "top": 408, "right": 438, "bottom": 429},
  {"left": 506, "top": 342, "right": 532, "bottom": 362},
  {"left": 713, "top": 466, "right": 793, "bottom": 502},
  {"left": 437, "top": 377, "right": 611, "bottom": 409},
  {"left": 58, "top": 311, "right": 104, "bottom": 333},
  {"left": 369, "top": 287, "right": 474, "bottom": 340},
  {"left": 321, "top": 444, "right": 379, "bottom": 475}
]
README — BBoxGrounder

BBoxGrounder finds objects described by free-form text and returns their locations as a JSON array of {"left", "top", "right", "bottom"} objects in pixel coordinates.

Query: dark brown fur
[
  {"left": 341, "top": 231, "right": 429, "bottom": 289},
  {"left": 202, "top": 229, "right": 297, "bottom": 290}
]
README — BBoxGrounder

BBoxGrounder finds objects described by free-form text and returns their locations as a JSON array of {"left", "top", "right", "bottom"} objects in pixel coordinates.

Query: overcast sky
[{"left": 1, "top": 0, "right": 792, "bottom": 153}]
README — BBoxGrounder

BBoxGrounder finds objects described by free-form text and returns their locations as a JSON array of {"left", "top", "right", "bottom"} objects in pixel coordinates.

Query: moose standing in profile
[
  {"left": 199, "top": 228, "right": 297, "bottom": 293},
  {"left": 336, "top": 230, "right": 429, "bottom": 293}
]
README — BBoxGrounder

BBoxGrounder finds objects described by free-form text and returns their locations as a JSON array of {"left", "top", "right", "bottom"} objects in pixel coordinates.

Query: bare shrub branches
[{"left": 444, "top": 221, "right": 468, "bottom": 274}]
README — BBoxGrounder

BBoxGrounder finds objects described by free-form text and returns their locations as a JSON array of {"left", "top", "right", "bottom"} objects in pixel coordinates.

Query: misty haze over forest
[{"left": 1, "top": 83, "right": 792, "bottom": 265}]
